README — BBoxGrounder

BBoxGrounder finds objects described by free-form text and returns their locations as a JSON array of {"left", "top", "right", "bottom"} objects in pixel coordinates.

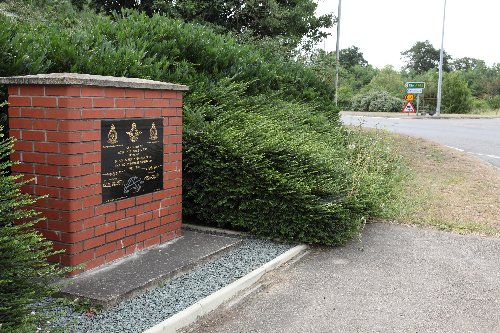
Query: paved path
[
  {"left": 186, "top": 223, "right": 500, "bottom": 333},
  {"left": 341, "top": 115, "right": 500, "bottom": 168}
]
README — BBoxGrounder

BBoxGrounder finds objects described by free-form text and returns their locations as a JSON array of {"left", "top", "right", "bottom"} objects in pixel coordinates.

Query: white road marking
[
  {"left": 445, "top": 145, "right": 464, "bottom": 152},
  {"left": 445, "top": 145, "right": 500, "bottom": 160},
  {"left": 467, "top": 152, "right": 500, "bottom": 159}
]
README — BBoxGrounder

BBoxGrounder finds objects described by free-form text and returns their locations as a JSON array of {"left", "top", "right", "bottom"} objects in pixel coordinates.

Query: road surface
[
  {"left": 184, "top": 224, "right": 500, "bottom": 333},
  {"left": 341, "top": 114, "right": 500, "bottom": 169}
]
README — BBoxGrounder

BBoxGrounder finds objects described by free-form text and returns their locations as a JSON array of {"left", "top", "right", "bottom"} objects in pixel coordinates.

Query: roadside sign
[
  {"left": 405, "top": 82, "right": 425, "bottom": 89},
  {"left": 406, "top": 88, "right": 423, "bottom": 94},
  {"left": 402, "top": 101, "right": 416, "bottom": 113},
  {"left": 404, "top": 94, "right": 414, "bottom": 101}
]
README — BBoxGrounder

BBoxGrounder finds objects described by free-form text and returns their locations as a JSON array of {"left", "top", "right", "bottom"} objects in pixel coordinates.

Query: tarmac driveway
[{"left": 186, "top": 223, "right": 500, "bottom": 333}]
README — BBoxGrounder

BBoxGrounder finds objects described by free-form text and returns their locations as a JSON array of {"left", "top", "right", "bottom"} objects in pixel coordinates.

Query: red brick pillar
[{"left": 0, "top": 73, "right": 188, "bottom": 275}]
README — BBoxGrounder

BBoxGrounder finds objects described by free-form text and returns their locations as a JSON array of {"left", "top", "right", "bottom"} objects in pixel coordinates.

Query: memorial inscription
[{"left": 101, "top": 119, "right": 163, "bottom": 203}]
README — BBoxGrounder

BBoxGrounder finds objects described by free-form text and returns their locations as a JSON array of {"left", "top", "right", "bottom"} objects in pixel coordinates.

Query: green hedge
[
  {"left": 0, "top": 4, "right": 405, "bottom": 247},
  {"left": 0, "top": 8, "right": 335, "bottom": 110},
  {"left": 183, "top": 82, "right": 405, "bottom": 244}
]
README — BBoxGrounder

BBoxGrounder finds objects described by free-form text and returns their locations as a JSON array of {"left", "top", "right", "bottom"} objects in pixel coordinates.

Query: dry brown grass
[{"left": 386, "top": 133, "right": 500, "bottom": 236}]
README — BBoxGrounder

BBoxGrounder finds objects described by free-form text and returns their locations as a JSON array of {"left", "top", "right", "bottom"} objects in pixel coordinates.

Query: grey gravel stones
[{"left": 51, "top": 239, "right": 292, "bottom": 333}]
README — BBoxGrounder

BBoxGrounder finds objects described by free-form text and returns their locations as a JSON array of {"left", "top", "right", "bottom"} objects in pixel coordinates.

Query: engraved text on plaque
[{"left": 101, "top": 119, "right": 163, "bottom": 203}]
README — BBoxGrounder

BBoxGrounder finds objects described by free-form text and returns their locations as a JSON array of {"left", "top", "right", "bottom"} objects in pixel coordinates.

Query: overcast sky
[{"left": 315, "top": 0, "right": 500, "bottom": 69}]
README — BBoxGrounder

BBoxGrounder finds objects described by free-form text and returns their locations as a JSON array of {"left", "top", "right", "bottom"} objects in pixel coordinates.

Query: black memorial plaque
[{"left": 101, "top": 118, "right": 163, "bottom": 203}]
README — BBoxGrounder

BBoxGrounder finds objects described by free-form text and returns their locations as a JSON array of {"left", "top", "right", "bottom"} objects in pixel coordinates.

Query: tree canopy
[
  {"left": 452, "top": 57, "right": 486, "bottom": 71},
  {"left": 442, "top": 71, "right": 473, "bottom": 113},
  {"left": 77, "top": 0, "right": 335, "bottom": 48},
  {"left": 365, "top": 65, "right": 404, "bottom": 97},
  {"left": 401, "top": 40, "right": 452, "bottom": 74},
  {"left": 339, "top": 46, "right": 368, "bottom": 69}
]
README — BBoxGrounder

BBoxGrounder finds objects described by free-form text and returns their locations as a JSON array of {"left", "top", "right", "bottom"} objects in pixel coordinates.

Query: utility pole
[
  {"left": 334, "top": 0, "right": 342, "bottom": 107},
  {"left": 436, "top": 0, "right": 447, "bottom": 116}
]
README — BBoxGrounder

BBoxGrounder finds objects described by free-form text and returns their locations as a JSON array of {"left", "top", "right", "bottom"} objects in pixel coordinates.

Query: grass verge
[{"left": 375, "top": 131, "right": 500, "bottom": 236}]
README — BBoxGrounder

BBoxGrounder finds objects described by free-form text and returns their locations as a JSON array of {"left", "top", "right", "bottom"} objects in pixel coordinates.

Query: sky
[{"left": 315, "top": 0, "right": 500, "bottom": 69}]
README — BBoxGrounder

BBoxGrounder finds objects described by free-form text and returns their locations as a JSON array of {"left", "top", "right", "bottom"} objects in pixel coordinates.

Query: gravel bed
[{"left": 50, "top": 238, "right": 293, "bottom": 333}]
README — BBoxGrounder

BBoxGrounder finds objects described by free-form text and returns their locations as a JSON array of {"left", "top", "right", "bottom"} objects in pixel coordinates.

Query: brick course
[{"left": 6, "top": 80, "right": 185, "bottom": 276}]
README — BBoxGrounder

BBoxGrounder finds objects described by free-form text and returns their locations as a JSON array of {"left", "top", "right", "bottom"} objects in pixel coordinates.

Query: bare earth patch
[{"left": 387, "top": 134, "right": 500, "bottom": 236}]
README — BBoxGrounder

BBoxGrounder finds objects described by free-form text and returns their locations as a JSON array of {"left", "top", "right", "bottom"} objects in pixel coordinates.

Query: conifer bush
[
  {"left": 0, "top": 3, "right": 406, "bottom": 249},
  {"left": 183, "top": 83, "right": 404, "bottom": 244},
  {"left": 0, "top": 126, "right": 64, "bottom": 331}
]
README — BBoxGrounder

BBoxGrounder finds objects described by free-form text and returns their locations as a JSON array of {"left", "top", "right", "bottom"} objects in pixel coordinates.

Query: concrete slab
[{"left": 60, "top": 230, "right": 241, "bottom": 306}]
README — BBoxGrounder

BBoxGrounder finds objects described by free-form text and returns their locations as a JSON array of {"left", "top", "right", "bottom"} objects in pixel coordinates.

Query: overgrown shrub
[
  {"left": 364, "top": 65, "right": 404, "bottom": 97},
  {"left": 184, "top": 82, "right": 406, "bottom": 244},
  {"left": 0, "top": 3, "right": 406, "bottom": 247},
  {"left": 351, "top": 90, "right": 404, "bottom": 112},
  {"left": 487, "top": 95, "right": 500, "bottom": 110},
  {"left": 0, "top": 126, "right": 65, "bottom": 331},
  {"left": 442, "top": 72, "right": 473, "bottom": 114},
  {"left": 471, "top": 97, "right": 491, "bottom": 113},
  {"left": 0, "top": 8, "right": 335, "bottom": 112}
]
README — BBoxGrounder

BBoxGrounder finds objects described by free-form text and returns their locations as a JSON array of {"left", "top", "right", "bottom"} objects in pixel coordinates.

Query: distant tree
[
  {"left": 401, "top": 40, "right": 451, "bottom": 74},
  {"left": 307, "top": 49, "right": 336, "bottom": 83},
  {"left": 486, "top": 66, "right": 500, "bottom": 96},
  {"left": 339, "top": 46, "right": 368, "bottom": 69},
  {"left": 442, "top": 72, "right": 473, "bottom": 113},
  {"left": 452, "top": 57, "right": 486, "bottom": 71},
  {"left": 364, "top": 65, "right": 404, "bottom": 97},
  {"left": 451, "top": 58, "right": 500, "bottom": 98},
  {"left": 337, "top": 64, "right": 377, "bottom": 108},
  {"left": 307, "top": 48, "right": 376, "bottom": 109},
  {"left": 82, "top": 0, "right": 335, "bottom": 48},
  {"left": 348, "top": 64, "right": 377, "bottom": 90}
]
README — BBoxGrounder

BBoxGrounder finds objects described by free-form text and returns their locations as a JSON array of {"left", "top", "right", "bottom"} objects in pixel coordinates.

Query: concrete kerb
[{"left": 142, "top": 244, "right": 309, "bottom": 333}]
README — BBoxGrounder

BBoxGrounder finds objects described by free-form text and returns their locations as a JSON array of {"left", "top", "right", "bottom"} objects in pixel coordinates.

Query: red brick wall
[{"left": 7, "top": 84, "right": 183, "bottom": 275}]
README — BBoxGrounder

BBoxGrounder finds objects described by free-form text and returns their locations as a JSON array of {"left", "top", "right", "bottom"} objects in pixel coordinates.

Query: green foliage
[
  {"left": 82, "top": 0, "right": 335, "bottom": 50},
  {"left": 453, "top": 57, "right": 486, "bottom": 71},
  {"left": 364, "top": 65, "right": 404, "bottom": 97},
  {"left": 0, "top": 0, "right": 78, "bottom": 23},
  {"left": 0, "top": 127, "right": 66, "bottom": 331},
  {"left": 339, "top": 46, "right": 368, "bottom": 69},
  {"left": 351, "top": 90, "right": 404, "bottom": 112},
  {"left": 0, "top": 98, "right": 6, "bottom": 133},
  {"left": 442, "top": 72, "right": 473, "bottom": 114},
  {"left": 401, "top": 40, "right": 452, "bottom": 74},
  {"left": 487, "top": 95, "right": 500, "bottom": 109},
  {"left": 0, "top": 7, "right": 334, "bottom": 109},
  {"left": 458, "top": 62, "right": 500, "bottom": 98},
  {"left": 470, "top": 97, "right": 491, "bottom": 112},
  {"left": 0, "top": 2, "right": 405, "bottom": 247},
  {"left": 306, "top": 47, "right": 377, "bottom": 110},
  {"left": 184, "top": 83, "right": 406, "bottom": 244}
]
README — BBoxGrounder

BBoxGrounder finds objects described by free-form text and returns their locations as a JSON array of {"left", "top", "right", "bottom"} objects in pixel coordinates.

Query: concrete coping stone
[
  {"left": 58, "top": 230, "right": 241, "bottom": 307},
  {"left": 0, "top": 73, "right": 189, "bottom": 91}
]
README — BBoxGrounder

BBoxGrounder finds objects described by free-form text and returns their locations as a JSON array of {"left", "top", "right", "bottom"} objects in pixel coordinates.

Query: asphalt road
[
  {"left": 341, "top": 114, "right": 500, "bottom": 169},
  {"left": 185, "top": 223, "right": 500, "bottom": 333}
]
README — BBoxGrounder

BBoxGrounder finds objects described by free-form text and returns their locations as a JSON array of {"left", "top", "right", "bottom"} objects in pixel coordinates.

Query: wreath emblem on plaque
[
  {"left": 149, "top": 122, "right": 158, "bottom": 141},
  {"left": 126, "top": 122, "right": 142, "bottom": 142},
  {"left": 124, "top": 176, "right": 144, "bottom": 194},
  {"left": 107, "top": 124, "right": 118, "bottom": 145}
]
